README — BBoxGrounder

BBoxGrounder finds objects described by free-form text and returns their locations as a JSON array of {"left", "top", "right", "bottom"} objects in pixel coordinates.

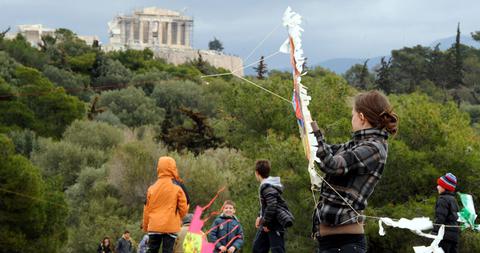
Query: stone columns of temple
[
  {"left": 179, "top": 22, "right": 184, "bottom": 46},
  {"left": 171, "top": 22, "right": 177, "bottom": 45},
  {"left": 152, "top": 21, "right": 159, "bottom": 45},
  {"left": 167, "top": 22, "right": 172, "bottom": 46},
  {"left": 185, "top": 22, "right": 190, "bottom": 47},
  {"left": 130, "top": 21, "right": 136, "bottom": 43},
  {"left": 160, "top": 22, "right": 166, "bottom": 45},
  {"left": 139, "top": 21, "right": 144, "bottom": 44},
  {"left": 141, "top": 20, "right": 150, "bottom": 44}
]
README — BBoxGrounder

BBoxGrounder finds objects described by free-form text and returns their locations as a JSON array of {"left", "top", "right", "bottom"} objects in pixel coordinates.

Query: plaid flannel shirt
[{"left": 313, "top": 128, "right": 388, "bottom": 226}]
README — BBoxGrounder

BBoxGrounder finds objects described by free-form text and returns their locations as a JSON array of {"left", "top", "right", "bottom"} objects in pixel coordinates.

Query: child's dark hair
[
  {"left": 255, "top": 160, "right": 270, "bottom": 178},
  {"left": 223, "top": 200, "right": 236, "bottom": 209}
]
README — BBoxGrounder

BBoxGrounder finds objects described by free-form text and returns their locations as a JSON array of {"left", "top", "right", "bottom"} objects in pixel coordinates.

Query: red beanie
[{"left": 437, "top": 173, "right": 457, "bottom": 192}]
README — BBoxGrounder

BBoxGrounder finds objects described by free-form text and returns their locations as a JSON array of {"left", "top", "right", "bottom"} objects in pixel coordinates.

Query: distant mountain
[
  {"left": 315, "top": 35, "right": 479, "bottom": 74},
  {"left": 430, "top": 35, "right": 479, "bottom": 50},
  {"left": 317, "top": 57, "right": 384, "bottom": 74}
]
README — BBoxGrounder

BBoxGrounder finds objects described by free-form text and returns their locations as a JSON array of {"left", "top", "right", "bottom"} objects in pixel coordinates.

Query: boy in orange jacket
[{"left": 143, "top": 156, "right": 189, "bottom": 253}]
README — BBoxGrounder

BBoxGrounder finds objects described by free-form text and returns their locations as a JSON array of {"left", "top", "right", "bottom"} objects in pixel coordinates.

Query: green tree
[
  {"left": 453, "top": 23, "right": 464, "bottom": 88},
  {"left": 161, "top": 107, "right": 223, "bottom": 154},
  {"left": 427, "top": 44, "right": 454, "bottom": 95},
  {"left": 92, "top": 58, "right": 132, "bottom": 88},
  {"left": 463, "top": 55, "right": 480, "bottom": 97},
  {"left": 344, "top": 60, "right": 374, "bottom": 90},
  {"left": 208, "top": 37, "right": 224, "bottom": 52},
  {"left": 42, "top": 65, "right": 89, "bottom": 90},
  {"left": 390, "top": 45, "right": 432, "bottom": 93},
  {"left": 31, "top": 119, "right": 120, "bottom": 189},
  {"left": 108, "top": 48, "right": 154, "bottom": 71},
  {"left": 151, "top": 80, "right": 215, "bottom": 118},
  {"left": 0, "top": 134, "right": 67, "bottom": 253},
  {"left": 374, "top": 57, "right": 393, "bottom": 94},
  {"left": 386, "top": 93, "right": 480, "bottom": 196},
  {"left": 0, "top": 51, "right": 19, "bottom": 83},
  {"left": 253, "top": 56, "right": 268, "bottom": 79},
  {"left": 106, "top": 132, "right": 162, "bottom": 209},
  {"left": 98, "top": 86, "right": 164, "bottom": 128},
  {"left": 42, "top": 65, "right": 92, "bottom": 101},
  {"left": 0, "top": 27, "right": 10, "bottom": 40},
  {"left": 32, "top": 137, "right": 109, "bottom": 188},
  {"left": 1, "top": 34, "right": 48, "bottom": 69},
  {"left": 39, "top": 34, "right": 66, "bottom": 67},
  {"left": 16, "top": 67, "right": 85, "bottom": 137},
  {"left": 67, "top": 52, "right": 96, "bottom": 74},
  {"left": 62, "top": 120, "right": 124, "bottom": 150},
  {"left": 370, "top": 139, "right": 438, "bottom": 205},
  {"left": 0, "top": 100, "right": 35, "bottom": 132},
  {"left": 129, "top": 71, "right": 169, "bottom": 95},
  {"left": 472, "top": 31, "right": 480, "bottom": 42},
  {"left": 6, "top": 129, "right": 37, "bottom": 158},
  {"left": 189, "top": 51, "right": 219, "bottom": 75},
  {"left": 53, "top": 28, "right": 95, "bottom": 58},
  {"left": 64, "top": 166, "right": 129, "bottom": 253}
]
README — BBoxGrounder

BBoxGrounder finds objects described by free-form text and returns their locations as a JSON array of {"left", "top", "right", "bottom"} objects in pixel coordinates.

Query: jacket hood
[
  {"left": 260, "top": 176, "right": 283, "bottom": 192},
  {"left": 182, "top": 213, "right": 193, "bottom": 225},
  {"left": 157, "top": 156, "right": 181, "bottom": 181},
  {"left": 219, "top": 213, "right": 239, "bottom": 221}
]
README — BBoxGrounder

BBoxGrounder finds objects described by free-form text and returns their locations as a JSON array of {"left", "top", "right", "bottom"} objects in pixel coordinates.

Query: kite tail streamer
[{"left": 280, "top": 6, "right": 321, "bottom": 188}]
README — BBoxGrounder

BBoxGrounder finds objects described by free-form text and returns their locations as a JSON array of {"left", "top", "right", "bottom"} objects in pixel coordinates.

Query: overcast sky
[{"left": 1, "top": 0, "right": 479, "bottom": 69}]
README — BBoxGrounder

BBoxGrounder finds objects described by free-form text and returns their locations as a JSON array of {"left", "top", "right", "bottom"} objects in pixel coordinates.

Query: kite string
[
  {"left": 0, "top": 186, "right": 68, "bottom": 208},
  {"left": 200, "top": 50, "right": 281, "bottom": 78},
  {"left": 232, "top": 74, "right": 291, "bottom": 103},
  {"left": 243, "top": 23, "right": 282, "bottom": 63},
  {"left": 311, "top": 176, "right": 465, "bottom": 228}
]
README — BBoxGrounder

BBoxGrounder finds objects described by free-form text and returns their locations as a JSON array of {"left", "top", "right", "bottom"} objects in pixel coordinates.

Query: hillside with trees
[{"left": 1, "top": 28, "right": 480, "bottom": 252}]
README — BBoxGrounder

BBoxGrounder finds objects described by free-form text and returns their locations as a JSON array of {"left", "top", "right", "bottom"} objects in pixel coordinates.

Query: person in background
[
  {"left": 253, "top": 160, "right": 292, "bottom": 253},
  {"left": 174, "top": 213, "right": 194, "bottom": 253},
  {"left": 143, "top": 156, "right": 189, "bottom": 253},
  {"left": 138, "top": 234, "right": 149, "bottom": 253},
  {"left": 433, "top": 172, "right": 460, "bottom": 253},
  {"left": 97, "top": 236, "right": 113, "bottom": 253},
  {"left": 116, "top": 230, "right": 133, "bottom": 253}
]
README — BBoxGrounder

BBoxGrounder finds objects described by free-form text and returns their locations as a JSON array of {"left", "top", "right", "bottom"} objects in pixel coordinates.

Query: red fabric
[{"left": 437, "top": 177, "right": 455, "bottom": 192}]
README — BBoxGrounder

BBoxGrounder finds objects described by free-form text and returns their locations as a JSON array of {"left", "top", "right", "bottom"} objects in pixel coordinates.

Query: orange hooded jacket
[{"left": 143, "top": 156, "right": 189, "bottom": 233}]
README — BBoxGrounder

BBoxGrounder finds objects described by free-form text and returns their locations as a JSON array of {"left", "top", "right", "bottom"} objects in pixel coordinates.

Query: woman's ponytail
[{"left": 354, "top": 91, "right": 399, "bottom": 135}]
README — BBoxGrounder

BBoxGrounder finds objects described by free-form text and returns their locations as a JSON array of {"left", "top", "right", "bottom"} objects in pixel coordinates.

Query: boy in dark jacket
[
  {"left": 433, "top": 173, "right": 460, "bottom": 253},
  {"left": 208, "top": 200, "right": 244, "bottom": 253},
  {"left": 253, "top": 160, "right": 292, "bottom": 253}
]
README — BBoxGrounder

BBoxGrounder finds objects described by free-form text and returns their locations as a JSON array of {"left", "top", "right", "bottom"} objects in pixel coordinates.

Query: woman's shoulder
[{"left": 356, "top": 136, "right": 387, "bottom": 153}]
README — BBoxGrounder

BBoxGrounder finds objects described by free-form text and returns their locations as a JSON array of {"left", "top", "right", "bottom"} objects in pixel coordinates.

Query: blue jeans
[{"left": 252, "top": 228, "right": 285, "bottom": 253}]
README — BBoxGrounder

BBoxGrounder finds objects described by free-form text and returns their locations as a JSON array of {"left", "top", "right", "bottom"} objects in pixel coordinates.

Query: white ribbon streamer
[{"left": 378, "top": 217, "right": 445, "bottom": 252}]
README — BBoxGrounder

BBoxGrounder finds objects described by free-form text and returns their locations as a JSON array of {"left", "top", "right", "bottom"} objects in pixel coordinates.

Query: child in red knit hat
[{"left": 433, "top": 172, "right": 460, "bottom": 253}]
